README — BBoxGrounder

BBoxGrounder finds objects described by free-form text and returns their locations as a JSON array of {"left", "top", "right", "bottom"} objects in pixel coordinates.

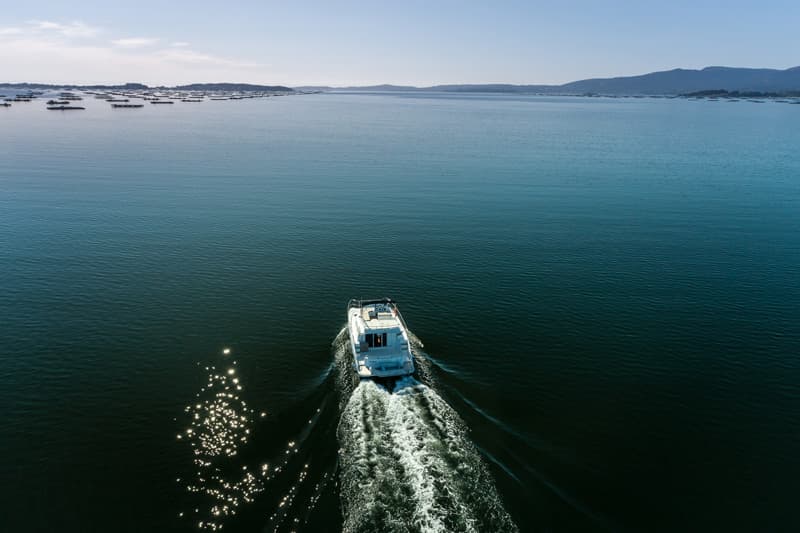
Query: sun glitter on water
[
  {"left": 176, "top": 347, "right": 329, "bottom": 531},
  {"left": 176, "top": 357, "right": 264, "bottom": 530}
]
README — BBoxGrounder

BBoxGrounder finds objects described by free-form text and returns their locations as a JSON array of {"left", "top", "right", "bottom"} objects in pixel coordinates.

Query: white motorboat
[{"left": 347, "top": 298, "right": 415, "bottom": 378}]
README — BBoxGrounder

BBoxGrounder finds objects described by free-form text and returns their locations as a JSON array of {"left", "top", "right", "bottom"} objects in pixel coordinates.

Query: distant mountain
[
  {"left": 0, "top": 82, "right": 292, "bottom": 92},
  {"left": 295, "top": 66, "right": 800, "bottom": 95},
  {"left": 427, "top": 84, "right": 553, "bottom": 93},
  {"left": 293, "top": 84, "right": 545, "bottom": 93},
  {"left": 559, "top": 66, "right": 800, "bottom": 94},
  {"left": 0, "top": 82, "right": 149, "bottom": 90},
  {"left": 293, "top": 86, "right": 334, "bottom": 92},
  {"left": 294, "top": 84, "right": 419, "bottom": 91},
  {"left": 344, "top": 83, "right": 419, "bottom": 91},
  {"left": 173, "top": 83, "right": 293, "bottom": 92}
]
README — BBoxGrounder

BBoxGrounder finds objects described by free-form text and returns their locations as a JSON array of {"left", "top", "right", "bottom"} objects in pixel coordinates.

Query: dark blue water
[{"left": 1, "top": 92, "right": 799, "bottom": 532}]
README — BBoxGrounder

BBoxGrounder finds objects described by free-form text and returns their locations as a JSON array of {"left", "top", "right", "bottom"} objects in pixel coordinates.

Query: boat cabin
[{"left": 352, "top": 303, "right": 406, "bottom": 353}]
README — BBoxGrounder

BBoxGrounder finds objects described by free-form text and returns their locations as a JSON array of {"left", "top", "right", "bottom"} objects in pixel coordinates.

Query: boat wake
[
  {"left": 336, "top": 333, "right": 518, "bottom": 532},
  {"left": 176, "top": 330, "right": 518, "bottom": 532}
]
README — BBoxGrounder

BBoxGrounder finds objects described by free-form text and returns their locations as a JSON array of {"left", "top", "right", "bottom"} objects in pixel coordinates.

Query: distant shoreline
[{"left": 4, "top": 65, "right": 800, "bottom": 96}]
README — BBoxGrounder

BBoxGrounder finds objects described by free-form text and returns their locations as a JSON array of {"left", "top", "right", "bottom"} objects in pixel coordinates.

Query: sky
[{"left": 1, "top": 1, "right": 798, "bottom": 86}]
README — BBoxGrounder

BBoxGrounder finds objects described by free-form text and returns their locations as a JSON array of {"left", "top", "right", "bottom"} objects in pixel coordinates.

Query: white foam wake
[{"left": 338, "top": 378, "right": 518, "bottom": 533}]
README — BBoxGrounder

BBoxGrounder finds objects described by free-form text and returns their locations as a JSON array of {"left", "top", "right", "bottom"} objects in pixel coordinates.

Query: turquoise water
[{"left": 1, "top": 92, "right": 799, "bottom": 532}]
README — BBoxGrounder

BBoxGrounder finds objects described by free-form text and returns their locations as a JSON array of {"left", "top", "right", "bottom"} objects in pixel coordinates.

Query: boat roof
[{"left": 349, "top": 303, "right": 403, "bottom": 332}]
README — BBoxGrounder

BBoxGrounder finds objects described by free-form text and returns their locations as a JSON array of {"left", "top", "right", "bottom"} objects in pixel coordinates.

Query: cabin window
[{"left": 365, "top": 333, "right": 387, "bottom": 348}]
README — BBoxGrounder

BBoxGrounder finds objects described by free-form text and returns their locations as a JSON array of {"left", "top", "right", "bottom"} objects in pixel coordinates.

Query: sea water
[{"left": 1, "top": 91, "right": 799, "bottom": 532}]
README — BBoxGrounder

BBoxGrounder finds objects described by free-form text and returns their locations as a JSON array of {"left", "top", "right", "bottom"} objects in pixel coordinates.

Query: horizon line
[{"left": 3, "top": 64, "right": 800, "bottom": 89}]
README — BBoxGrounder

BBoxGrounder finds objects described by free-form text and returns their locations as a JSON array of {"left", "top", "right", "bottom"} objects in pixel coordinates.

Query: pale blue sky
[{"left": 1, "top": 1, "right": 798, "bottom": 85}]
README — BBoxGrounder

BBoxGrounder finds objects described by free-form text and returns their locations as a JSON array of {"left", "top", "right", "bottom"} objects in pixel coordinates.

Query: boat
[
  {"left": 107, "top": 98, "right": 129, "bottom": 102},
  {"left": 0, "top": 102, "right": 10, "bottom": 107},
  {"left": 347, "top": 298, "right": 415, "bottom": 379},
  {"left": 47, "top": 100, "right": 69, "bottom": 105},
  {"left": 47, "top": 106, "right": 85, "bottom": 110},
  {"left": 111, "top": 103, "right": 144, "bottom": 108},
  {"left": 150, "top": 100, "right": 174, "bottom": 104}
]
